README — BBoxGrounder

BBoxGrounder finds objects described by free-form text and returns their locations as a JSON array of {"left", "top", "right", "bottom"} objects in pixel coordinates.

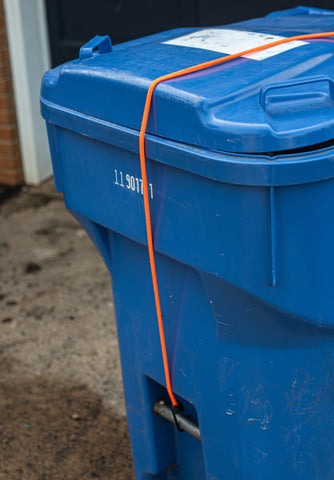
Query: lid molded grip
[
  {"left": 260, "top": 75, "right": 334, "bottom": 109},
  {"left": 259, "top": 75, "right": 334, "bottom": 134},
  {"left": 267, "top": 6, "right": 334, "bottom": 17},
  {"left": 79, "top": 35, "right": 112, "bottom": 60}
]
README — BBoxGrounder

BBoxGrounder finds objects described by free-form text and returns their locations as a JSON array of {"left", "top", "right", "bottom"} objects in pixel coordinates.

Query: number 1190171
[{"left": 114, "top": 169, "right": 153, "bottom": 199}]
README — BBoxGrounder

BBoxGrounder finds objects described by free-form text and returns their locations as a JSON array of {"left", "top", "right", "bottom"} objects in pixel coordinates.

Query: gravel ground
[{"left": 0, "top": 180, "right": 134, "bottom": 479}]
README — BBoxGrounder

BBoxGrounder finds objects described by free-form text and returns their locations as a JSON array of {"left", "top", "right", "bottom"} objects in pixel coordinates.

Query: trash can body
[{"left": 41, "top": 7, "right": 334, "bottom": 479}]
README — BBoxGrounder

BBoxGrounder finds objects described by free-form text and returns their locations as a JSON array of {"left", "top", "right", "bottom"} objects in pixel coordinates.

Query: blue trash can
[{"left": 41, "top": 7, "right": 334, "bottom": 479}]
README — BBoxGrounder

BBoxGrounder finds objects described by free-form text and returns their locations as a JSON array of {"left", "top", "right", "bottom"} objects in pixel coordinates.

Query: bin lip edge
[{"left": 41, "top": 95, "right": 334, "bottom": 187}]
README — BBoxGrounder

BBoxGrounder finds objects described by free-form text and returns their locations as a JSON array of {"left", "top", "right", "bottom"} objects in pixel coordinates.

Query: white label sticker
[{"left": 163, "top": 29, "right": 308, "bottom": 61}]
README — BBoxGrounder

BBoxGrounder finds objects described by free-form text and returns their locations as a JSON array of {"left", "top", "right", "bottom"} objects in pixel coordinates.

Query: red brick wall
[{"left": 0, "top": 0, "right": 23, "bottom": 186}]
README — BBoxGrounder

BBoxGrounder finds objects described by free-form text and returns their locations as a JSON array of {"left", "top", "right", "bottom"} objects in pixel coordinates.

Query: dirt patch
[
  {"left": 0, "top": 180, "right": 134, "bottom": 478},
  {"left": 0, "top": 374, "right": 134, "bottom": 480},
  {"left": 0, "top": 183, "right": 62, "bottom": 218}
]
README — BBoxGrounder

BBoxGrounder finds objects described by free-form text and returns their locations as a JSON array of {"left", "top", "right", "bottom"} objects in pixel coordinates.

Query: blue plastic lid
[{"left": 41, "top": 7, "right": 334, "bottom": 154}]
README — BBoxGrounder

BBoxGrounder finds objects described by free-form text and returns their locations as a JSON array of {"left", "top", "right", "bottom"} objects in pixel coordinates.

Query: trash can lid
[{"left": 41, "top": 7, "right": 334, "bottom": 154}]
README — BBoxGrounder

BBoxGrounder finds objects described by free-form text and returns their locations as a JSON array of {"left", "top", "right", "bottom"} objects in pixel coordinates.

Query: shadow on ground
[{"left": 0, "top": 365, "right": 134, "bottom": 480}]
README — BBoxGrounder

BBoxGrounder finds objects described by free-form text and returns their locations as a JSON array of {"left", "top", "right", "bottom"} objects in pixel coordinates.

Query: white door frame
[{"left": 4, "top": 0, "right": 52, "bottom": 185}]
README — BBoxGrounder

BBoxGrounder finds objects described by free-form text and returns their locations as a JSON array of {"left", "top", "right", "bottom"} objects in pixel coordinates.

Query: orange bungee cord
[{"left": 139, "top": 31, "right": 334, "bottom": 409}]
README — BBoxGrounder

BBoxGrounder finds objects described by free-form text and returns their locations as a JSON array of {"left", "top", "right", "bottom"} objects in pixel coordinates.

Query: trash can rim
[{"left": 41, "top": 96, "right": 334, "bottom": 188}]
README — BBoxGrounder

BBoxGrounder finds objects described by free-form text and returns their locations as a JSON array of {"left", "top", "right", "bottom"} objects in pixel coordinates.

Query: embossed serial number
[{"left": 114, "top": 169, "right": 153, "bottom": 199}]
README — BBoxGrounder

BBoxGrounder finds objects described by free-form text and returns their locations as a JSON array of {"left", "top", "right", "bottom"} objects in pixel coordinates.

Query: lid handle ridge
[
  {"left": 260, "top": 75, "right": 334, "bottom": 110},
  {"left": 259, "top": 75, "right": 334, "bottom": 134},
  {"left": 79, "top": 35, "right": 112, "bottom": 60},
  {"left": 267, "top": 6, "right": 334, "bottom": 17}
]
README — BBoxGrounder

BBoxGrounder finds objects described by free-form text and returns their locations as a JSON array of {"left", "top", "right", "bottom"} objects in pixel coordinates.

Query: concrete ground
[{"left": 0, "top": 180, "right": 134, "bottom": 479}]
